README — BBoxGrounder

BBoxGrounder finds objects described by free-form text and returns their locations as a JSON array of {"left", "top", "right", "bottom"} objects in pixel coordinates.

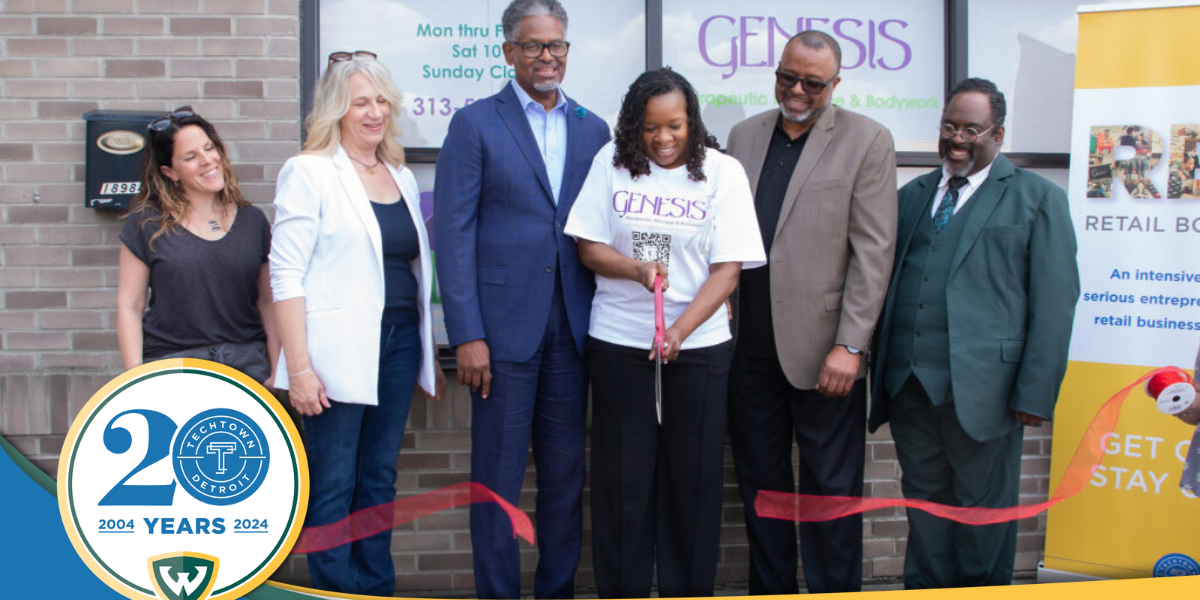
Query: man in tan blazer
[{"left": 726, "top": 30, "right": 897, "bottom": 594}]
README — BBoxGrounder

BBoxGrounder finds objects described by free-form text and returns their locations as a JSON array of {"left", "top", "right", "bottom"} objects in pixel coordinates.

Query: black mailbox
[{"left": 83, "top": 110, "right": 160, "bottom": 210}]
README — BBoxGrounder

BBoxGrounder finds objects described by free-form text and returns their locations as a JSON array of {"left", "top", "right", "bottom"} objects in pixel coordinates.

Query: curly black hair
[{"left": 613, "top": 68, "right": 718, "bottom": 182}]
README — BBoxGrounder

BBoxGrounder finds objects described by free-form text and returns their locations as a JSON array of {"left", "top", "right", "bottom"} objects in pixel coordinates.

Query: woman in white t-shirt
[{"left": 565, "top": 68, "right": 766, "bottom": 599}]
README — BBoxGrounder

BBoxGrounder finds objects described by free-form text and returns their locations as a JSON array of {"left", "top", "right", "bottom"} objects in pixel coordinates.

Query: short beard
[
  {"left": 942, "top": 158, "right": 975, "bottom": 178},
  {"left": 533, "top": 80, "right": 560, "bottom": 93},
  {"left": 779, "top": 101, "right": 824, "bottom": 125}
]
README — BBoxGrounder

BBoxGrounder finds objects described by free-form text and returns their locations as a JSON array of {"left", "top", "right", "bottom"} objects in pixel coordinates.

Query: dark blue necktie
[{"left": 933, "top": 176, "right": 969, "bottom": 233}]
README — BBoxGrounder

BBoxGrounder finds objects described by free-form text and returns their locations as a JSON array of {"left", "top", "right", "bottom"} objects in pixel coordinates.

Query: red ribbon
[
  {"left": 291, "top": 482, "right": 534, "bottom": 554},
  {"left": 756, "top": 367, "right": 1176, "bottom": 526}
]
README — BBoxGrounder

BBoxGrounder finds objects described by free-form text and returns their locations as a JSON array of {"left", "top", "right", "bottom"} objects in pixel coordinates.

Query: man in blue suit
[{"left": 433, "top": 1, "right": 610, "bottom": 597}]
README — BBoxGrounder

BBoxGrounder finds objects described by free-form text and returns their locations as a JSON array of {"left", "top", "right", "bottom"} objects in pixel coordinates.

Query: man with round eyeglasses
[
  {"left": 434, "top": 0, "right": 610, "bottom": 598},
  {"left": 725, "top": 29, "right": 898, "bottom": 595},
  {"left": 870, "top": 77, "right": 1079, "bottom": 588}
]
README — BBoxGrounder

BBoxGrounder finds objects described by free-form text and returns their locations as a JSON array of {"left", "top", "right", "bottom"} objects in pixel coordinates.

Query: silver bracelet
[{"left": 289, "top": 368, "right": 312, "bottom": 378}]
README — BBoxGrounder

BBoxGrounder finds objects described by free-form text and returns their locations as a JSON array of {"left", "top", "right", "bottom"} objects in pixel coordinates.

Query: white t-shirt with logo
[{"left": 565, "top": 142, "right": 766, "bottom": 350}]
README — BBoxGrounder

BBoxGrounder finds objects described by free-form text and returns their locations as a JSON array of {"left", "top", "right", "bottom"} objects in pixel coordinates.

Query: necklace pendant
[
  {"left": 207, "top": 218, "right": 221, "bottom": 232},
  {"left": 366, "top": 166, "right": 375, "bottom": 175}
]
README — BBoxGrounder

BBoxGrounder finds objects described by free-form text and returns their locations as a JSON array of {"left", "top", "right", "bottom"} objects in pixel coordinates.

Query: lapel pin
[{"left": 575, "top": 106, "right": 587, "bottom": 119}]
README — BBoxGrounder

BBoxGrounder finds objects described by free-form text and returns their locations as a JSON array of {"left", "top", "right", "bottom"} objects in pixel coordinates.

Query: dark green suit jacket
[{"left": 869, "top": 155, "right": 1081, "bottom": 441}]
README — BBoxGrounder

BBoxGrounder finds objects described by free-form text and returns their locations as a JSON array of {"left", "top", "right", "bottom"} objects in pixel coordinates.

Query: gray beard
[
  {"left": 942, "top": 158, "right": 975, "bottom": 178},
  {"left": 534, "top": 80, "right": 560, "bottom": 93},
  {"left": 779, "top": 101, "right": 823, "bottom": 125}
]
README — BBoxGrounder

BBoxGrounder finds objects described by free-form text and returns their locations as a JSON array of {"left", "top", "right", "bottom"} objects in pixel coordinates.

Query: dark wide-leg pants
[{"left": 587, "top": 337, "right": 732, "bottom": 599}]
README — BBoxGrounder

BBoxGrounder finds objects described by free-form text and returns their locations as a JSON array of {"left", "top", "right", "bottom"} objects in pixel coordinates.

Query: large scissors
[{"left": 654, "top": 274, "right": 665, "bottom": 425}]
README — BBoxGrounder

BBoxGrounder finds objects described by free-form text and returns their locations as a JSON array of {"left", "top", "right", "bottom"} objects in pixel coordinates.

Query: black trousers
[
  {"left": 728, "top": 351, "right": 865, "bottom": 594},
  {"left": 889, "top": 377, "right": 1022, "bottom": 589},
  {"left": 587, "top": 337, "right": 732, "bottom": 599}
]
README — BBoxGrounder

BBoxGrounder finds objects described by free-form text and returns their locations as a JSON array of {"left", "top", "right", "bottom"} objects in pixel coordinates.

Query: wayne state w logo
[
  {"left": 149, "top": 553, "right": 218, "bottom": 600},
  {"left": 58, "top": 360, "right": 309, "bottom": 600}
]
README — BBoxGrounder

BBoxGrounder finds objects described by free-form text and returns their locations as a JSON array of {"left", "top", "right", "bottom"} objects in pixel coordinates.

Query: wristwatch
[{"left": 842, "top": 345, "right": 862, "bottom": 355}]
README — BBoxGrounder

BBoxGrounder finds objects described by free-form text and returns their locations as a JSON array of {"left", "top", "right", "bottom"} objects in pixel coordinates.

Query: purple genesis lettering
[
  {"left": 698, "top": 14, "right": 913, "bottom": 79},
  {"left": 877, "top": 20, "right": 912, "bottom": 70},
  {"left": 612, "top": 190, "right": 708, "bottom": 220}
]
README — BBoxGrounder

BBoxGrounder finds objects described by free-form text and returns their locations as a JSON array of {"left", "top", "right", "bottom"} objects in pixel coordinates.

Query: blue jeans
[{"left": 302, "top": 319, "right": 421, "bottom": 596}]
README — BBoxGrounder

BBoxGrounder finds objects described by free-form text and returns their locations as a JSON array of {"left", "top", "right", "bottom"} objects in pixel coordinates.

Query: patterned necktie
[{"left": 933, "top": 176, "right": 969, "bottom": 233}]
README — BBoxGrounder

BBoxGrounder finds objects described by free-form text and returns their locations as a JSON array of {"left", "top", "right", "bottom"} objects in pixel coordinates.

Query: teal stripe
[{"left": 0, "top": 433, "right": 56, "bottom": 497}]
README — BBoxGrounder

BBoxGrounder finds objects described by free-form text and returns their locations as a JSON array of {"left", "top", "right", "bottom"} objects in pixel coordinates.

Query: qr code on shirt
[{"left": 632, "top": 231, "right": 671, "bottom": 266}]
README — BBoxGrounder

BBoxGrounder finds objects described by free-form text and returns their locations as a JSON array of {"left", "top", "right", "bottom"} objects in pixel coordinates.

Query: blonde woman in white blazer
[{"left": 270, "top": 51, "right": 445, "bottom": 596}]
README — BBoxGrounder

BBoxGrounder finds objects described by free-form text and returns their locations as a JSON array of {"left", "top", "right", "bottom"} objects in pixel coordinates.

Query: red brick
[
  {"left": 0, "top": 143, "right": 34, "bottom": 161},
  {"left": 207, "top": 0, "right": 267, "bottom": 14},
  {"left": 105, "top": 59, "right": 165, "bottom": 77},
  {"left": 43, "top": 353, "right": 106, "bottom": 370},
  {"left": 69, "top": 290, "right": 116, "bottom": 309},
  {"left": 72, "top": 80, "right": 136, "bottom": 98},
  {"left": 0, "top": 268, "right": 36, "bottom": 288},
  {"left": 37, "top": 58, "right": 101, "bottom": 77},
  {"left": 5, "top": 0, "right": 68, "bottom": 12},
  {"left": 170, "top": 17, "right": 231, "bottom": 35},
  {"left": 202, "top": 38, "right": 263, "bottom": 56},
  {"left": 0, "top": 59, "right": 34, "bottom": 76},
  {"left": 4, "top": 80, "right": 70, "bottom": 99},
  {"left": 36, "top": 101, "right": 99, "bottom": 120},
  {"left": 6, "top": 38, "right": 69, "bottom": 55},
  {"left": 72, "top": 331, "right": 117, "bottom": 351},
  {"left": 72, "top": 0, "right": 131, "bottom": 11},
  {"left": 40, "top": 311, "right": 105, "bottom": 330},
  {"left": 8, "top": 332, "right": 70, "bottom": 350},
  {"left": 137, "top": 80, "right": 200, "bottom": 100},
  {"left": 169, "top": 59, "right": 233, "bottom": 78},
  {"left": 235, "top": 17, "right": 297, "bottom": 36},
  {"left": 137, "top": 37, "right": 199, "bottom": 56},
  {"left": 37, "top": 17, "right": 97, "bottom": 35},
  {"left": 70, "top": 247, "right": 119, "bottom": 267},
  {"left": 34, "top": 142, "right": 85, "bottom": 162},
  {"left": 235, "top": 60, "right": 296, "bottom": 79},
  {"left": 73, "top": 38, "right": 134, "bottom": 55},
  {"left": 203, "top": 80, "right": 263, "bottom": 98},
  {"left": 38, "top": 226, "right": 105, "bottom": 246},
  {"left": 6, "top": 291, "right": 67, "bottom": 309},
  {"left": 0, "top": 101, "right": 35, "bottom": 119},
  {"left": 6, "top": 246, "right": 69, "bottom": 266},
  {"left": 0, "top": 312, "right": 35, "bottom": 329},
  {"left": 0, "top": 355, "right": 37, "bottom": 371},
  {"left": 0, "top": 17, "right": 33, "bottom": 34}
]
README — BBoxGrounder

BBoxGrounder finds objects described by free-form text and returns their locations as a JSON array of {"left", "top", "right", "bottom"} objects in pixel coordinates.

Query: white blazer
[{"left": 270, "top": 146, "right": 437, "bottom": 404}]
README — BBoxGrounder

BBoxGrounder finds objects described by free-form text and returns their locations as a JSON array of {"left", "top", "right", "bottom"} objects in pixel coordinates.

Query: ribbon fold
[
  {"left": 291, "top": 482, "right": 533, "bottom": 554},
  {"left": 756, "top": 367, "right": 1175, "bottom": 525}
]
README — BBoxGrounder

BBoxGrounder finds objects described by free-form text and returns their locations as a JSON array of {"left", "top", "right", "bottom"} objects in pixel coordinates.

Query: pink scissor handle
[{"left": 654, "top": 274, "right": 665, "bottom": 356}]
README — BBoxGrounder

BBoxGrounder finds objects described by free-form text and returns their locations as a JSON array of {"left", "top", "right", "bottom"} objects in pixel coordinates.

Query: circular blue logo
[
  {"left": 1154, "top": 553, "right": 1200, "bottom": 577},
  {"left": 172, "top": 408, "right": 271, "bottom": 505}
]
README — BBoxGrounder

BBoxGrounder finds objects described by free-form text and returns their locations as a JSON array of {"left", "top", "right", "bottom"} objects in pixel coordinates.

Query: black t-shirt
[
  {"left": 736, "top": 120, "right": 809, "bottom": 357},
  {"left": 120, "top": 203, "right": 271, "bottom": 359}
]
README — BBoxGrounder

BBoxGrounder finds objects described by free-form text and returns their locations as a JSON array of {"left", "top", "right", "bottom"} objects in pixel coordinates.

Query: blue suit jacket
[{"left": 434, "top": 84, "right": 611, "bottom": 362}]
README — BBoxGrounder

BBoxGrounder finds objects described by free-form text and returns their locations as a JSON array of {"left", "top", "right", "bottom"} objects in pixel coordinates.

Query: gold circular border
[{"left": 57, "top": 359, "right": 309, "bottom": 600}]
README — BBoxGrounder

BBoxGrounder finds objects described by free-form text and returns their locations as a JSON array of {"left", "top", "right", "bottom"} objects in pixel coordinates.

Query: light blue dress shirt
[{"left": 510, "top": 79, "right": 568, "bottom": 204}]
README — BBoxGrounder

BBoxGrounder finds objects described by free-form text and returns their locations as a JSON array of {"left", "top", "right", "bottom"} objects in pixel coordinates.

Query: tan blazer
[{"left": 727, "top": 105, "right": 897, "bottom": 390}]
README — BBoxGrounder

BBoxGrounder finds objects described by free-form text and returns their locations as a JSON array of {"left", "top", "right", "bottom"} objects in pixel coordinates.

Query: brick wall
[{"left": 0, "top": 0, "right": 1054, "bottom": 595}]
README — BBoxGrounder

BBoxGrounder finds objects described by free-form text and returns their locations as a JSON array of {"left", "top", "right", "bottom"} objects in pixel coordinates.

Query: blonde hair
[
  {"left": 128, "top": 113, "right": 247, "bottom": 250},
  {"left": 303, "top": 57, "right": 406, "bottom": 166}
]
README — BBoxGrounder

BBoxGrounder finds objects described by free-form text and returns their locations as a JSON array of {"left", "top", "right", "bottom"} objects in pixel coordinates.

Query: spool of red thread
[{"left": 1145, "top": 367, "right": 1196, "bottom": 415}]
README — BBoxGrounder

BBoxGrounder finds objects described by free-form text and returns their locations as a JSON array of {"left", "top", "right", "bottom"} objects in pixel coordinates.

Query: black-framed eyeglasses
[
  {"left": 328, "top": 50, "right": 377, "bottom": 64},
  {"left": 939, "top": 123, "right": 994, "bottom": 143},
  {"left": 510, "top": 41, "right": 570, "bottom": 59},
  {"left": 774, "top": 70, "right": 838, "bottom": 95},
  {"left": 147, "top": 105, "right": 194, "bottom": 132}
]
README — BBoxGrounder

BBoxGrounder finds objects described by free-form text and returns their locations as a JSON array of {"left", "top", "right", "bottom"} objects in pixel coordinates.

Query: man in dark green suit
[{"left": 869, "top": 78, "right": 1079, "bottom": 588}]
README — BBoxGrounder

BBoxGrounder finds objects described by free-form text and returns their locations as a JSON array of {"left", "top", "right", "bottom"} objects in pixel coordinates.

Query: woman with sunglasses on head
[
  {"left": 270, "top": 51, "right": 445, "bottom": 595},
  {"left": 564, "top": 68, "right": 765, "bottom": 598},
  {"left": 117, "top": 107, "right": 279, "bottom": 384}
]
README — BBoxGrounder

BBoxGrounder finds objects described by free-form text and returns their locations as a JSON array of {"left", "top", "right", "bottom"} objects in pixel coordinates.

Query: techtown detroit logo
[{"left": 58, "top": 360, "right": 309, "bottom": 600}]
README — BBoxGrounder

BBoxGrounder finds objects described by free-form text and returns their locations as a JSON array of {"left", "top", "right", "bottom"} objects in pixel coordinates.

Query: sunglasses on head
[
  {"left": 147, "top": 105, "right": 195, "bottom": 132},
  {"left": 774, "top": 70, "right": 838, "bottom": 95},
  {"left": 328, "top": 50, "right": 377, "bottom": 64}
]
